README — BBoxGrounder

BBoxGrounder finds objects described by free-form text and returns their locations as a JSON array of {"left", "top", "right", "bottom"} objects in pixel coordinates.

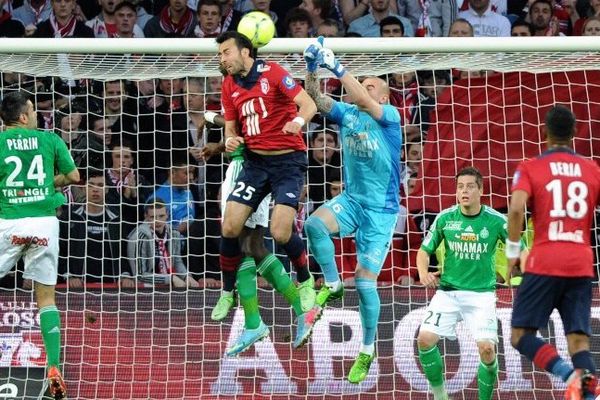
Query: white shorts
[
  {"left": 419, "top": 290, "right": 498, "bottom": 343},
  {"left": 0, "top": 216, "right": 60, "bottom": 285},
  {"left": 221, "top": 159, "right": 270, "bottom": 229}
]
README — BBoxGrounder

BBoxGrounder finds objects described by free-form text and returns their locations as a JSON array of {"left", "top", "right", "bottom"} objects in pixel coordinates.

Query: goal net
[{"left": 0, "top": 37, "right": 599, "bottom": 400}]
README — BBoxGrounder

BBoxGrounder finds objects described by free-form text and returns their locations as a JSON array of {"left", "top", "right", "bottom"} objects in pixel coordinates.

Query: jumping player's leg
[
  {"left": 347, "top": 211, "right": 396, "bottom": 384},
  {"left": 21, "top": 216, "right": 66, "bottom": 399}
]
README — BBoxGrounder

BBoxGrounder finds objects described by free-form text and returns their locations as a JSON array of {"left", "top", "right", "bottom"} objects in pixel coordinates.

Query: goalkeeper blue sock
[
  {"left": 304, "top": 216, "right": 339, "bottom": 284},
  {"left": 356, "top": 278, "right": 379, "bottom": 352}
]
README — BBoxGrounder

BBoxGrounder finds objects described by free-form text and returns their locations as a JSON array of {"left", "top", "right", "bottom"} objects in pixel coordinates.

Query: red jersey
[
  {"left": 221, "top": 60, "right": 306, "bottom": 152},
  {"left": 511, "top": 148, "right": 600, "bottom": 277}
]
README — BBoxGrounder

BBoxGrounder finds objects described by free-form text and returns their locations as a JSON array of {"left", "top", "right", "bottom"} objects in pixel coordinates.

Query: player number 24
[
  {"left": 545, "top": 179, "right": 588, "bottom": 219},
  {"left": 4, "top": 155, "right": 46, "bottom": 187}
]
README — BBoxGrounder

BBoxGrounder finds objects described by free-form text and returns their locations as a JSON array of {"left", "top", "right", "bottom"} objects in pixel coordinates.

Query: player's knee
[
  {"left": 355, "top": 266, "right": 378, "bottom": 281},
  {"left": 270, "top": 224, "right": 292, "bottom": 244},
  {"left": 304, "top": 216, "right": 329, "bottom": 239},
  {"left": 417, "top": 330, "right": 439, "bottom": 350},
  {"left": 222, "top": 218, "right": 243, "bottom": 238}
]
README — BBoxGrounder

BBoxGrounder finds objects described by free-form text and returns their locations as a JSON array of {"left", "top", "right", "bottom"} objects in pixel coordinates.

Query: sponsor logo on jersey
[
  {"left": 256, "top": 64, "right": 271, "bottom": 73},
  {"left": 443, "top": 221, "right": 462, "bottom": 231},
  {"left": 512, "top": 171, "right": 520, "bottom": 187},
  {"left": 282, "top": 76, "right": 296, "bottom": 90},
  {"left": 232, "top": 92, "right": 240, "bottom": 98},
  {"left": 480, "top": 227, "right": 489, "bottom": 239},
  {"left": 10, "top": 235, "right": 49, "bottom": 247},
  {"left": 465, "top": 225, "right": 473, "bottom": 232},
  {"left": 286, "top": 193, "right": 296, "bottom": 199},
  {"left": 260, "top": 78, "right": 270, "bottom": 95},
  {"left": 447, "top": 241, "right": 489, "bottom": 260}
]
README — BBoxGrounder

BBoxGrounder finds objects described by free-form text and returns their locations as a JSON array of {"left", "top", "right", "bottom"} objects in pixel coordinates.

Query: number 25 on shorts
[{"left": 232, "top": 182, "right": 256, "bottom": 201}]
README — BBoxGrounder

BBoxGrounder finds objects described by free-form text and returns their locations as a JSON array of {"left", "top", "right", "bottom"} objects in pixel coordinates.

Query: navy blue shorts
[
  {"left": 227, "top": 150, "right": 307, "bottom": 210},
  {"left": 511, "top": 273, "right": 592, "bottom": 336}
]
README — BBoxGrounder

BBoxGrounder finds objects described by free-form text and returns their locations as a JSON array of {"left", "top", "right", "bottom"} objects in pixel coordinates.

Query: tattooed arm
[{"left": 305, "top": 71, "right": 334, "bottom": 115}]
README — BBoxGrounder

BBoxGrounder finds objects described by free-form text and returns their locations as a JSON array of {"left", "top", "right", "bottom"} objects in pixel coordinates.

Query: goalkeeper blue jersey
[{"left": 325, "top": 101, "right": 402, "bottom": 213}]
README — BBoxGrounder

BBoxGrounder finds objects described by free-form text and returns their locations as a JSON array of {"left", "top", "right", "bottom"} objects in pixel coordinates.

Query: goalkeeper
[
  {"left": 201, "top": 112, "right": 317, "bottom": 355},
  {"left": 302, "top": 37, "right": 402, "bottom": 384},
  {"left": 416, "top": 167, "right": 527, "bottom": 400}
]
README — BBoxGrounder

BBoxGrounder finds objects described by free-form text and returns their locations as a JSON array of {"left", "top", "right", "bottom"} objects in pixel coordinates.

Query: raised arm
[{"left": 304, "top": 71, "right": 334, "bottom": 114}]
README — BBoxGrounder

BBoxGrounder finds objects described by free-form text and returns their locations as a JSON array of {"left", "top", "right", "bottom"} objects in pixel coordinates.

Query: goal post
[{"left": 0, "top": 38, "right": 598, "bottom": 400}]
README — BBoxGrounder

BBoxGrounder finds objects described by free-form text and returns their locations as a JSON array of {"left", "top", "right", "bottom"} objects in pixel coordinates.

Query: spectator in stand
[
  {"left": 195, "top": 0, "right": 222, "bottom": 37},
  {"left": 307, "top": 129, "right": 341, "bottom": 210},
  {"left": 70, "top": 169, "right": 129, "bottom": 286},
  {"left": 380, "top": 15, "right": 404, "bottom": 36},
  {"left": 219, "top": 0, "right": 242, "bottom": 33},
  {"left": 33, "top": 0, "right": 93, "bottom": 37},
  {"left": 424, "top": 0, "right": 458, "bottom": 36},
  {"left": 150, "top": 160, "right": 195, "bottom": 235},
  {"left": 391, "top": 0, "right": 421, "bottom": 32},
  {"left": 404, "top": 141, "right": 422, "bottom": 177},
  {"left": 285, "top": 6, "right": 313, "bottom": 37},
  {"left": 144, "top": 0, "right": 197, "bottom": 37},
  {"left": 127, "top": 200, "right": 200, "bottom": 288},
  {"left": 54, "top": 103, "right": 85, "bottom": 149},
  {"left": 582, "top": 14, "right": 600, "bottom": 34},
  {"left": 299, "top": 0, "right": 330, "bottom": 35},
  {"left": 0, "top": 0, "right": 25, "bottom": 36},
  {"left": 87, "top": 0, "right": 143, "bottom": 37},
  {"left": 105, "top": 141, "right": 153, "bottom": 237},
  {"left": 448, "top": 17, "right": 474, "bottom": 36},
  {"left": 205, "top": 75, "right": 222, "bottom": 110},
  {"left": 316, "top": 18, "right": 340, "bottom": 36},
  {"left": 13, "top": 0, "right": 50, "bottom": 36},
  {"left": 348, "top": 0, "right": 414, "bottom": 37},
  {"left": 101, "top": 80, "right": 137, "bottom": 144},
  {"left": 458, "top": 0, "right": 511, "bottom": 36},
  {"left": 573, "top": 0, "right": 600, "bottom": 35},
  {"left": 71, "top": 113, "right": 111, "bottom": 170},
  {"left": 113, "top": 1, "right": 144, "bottom": 37},
  {"left": 339, "top": 0, "right": 369, "bottom": 25},
  {"left": 511, "top": 18, "right": 534, "bottom": 35},
  {"left": 408, "top": 70, "right": 450, "bottom": 137},
  {"left": 528, "top": 0, "right": 561, "bottom": 35},
  {"left": 249, "top": 0, "right": 280, "bottom": 29},
  {"left": 129, "top": 0, "right": 152, "bottom": 29}
]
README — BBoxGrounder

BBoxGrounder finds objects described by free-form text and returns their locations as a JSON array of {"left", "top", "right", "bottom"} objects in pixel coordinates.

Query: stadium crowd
[{"left": 0, "top": 0, "right": 598, "bottom": 290}]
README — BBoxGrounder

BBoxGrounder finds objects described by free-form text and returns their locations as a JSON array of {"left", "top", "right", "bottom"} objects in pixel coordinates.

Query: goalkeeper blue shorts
[{"left": 323, "top": 192, "right": 397, "bottom": 275}]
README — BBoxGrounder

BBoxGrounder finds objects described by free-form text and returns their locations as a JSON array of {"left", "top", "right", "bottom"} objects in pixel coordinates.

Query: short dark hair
[
  {"left": 114, "top": 1, "right": 137, "bottom": 14},
  {"left": 311, "top": 0, "right": 332, "bottom": 20},
  {"left": 285, "top": 7, "right": 312, "bottom": 28},
  {"left": 197, "top": 0, "right": 222, "bottom": 14},
  {"left": 87, "top": 167, "right": 105, "bottom": 181},
  {"left": 379, "top": 16, "right": 404, "bottom": 36},
  {"left": 215, "top": 30, "right": 254, "bottom": 54},
  {"left": 545, "top": 105, "right": 576, "bottom": 142},
  {"left": 0, "top": 91, "right": 31, "bottom": 125},
  {"left": 456, "top": 166, "right": 483, "bottom": 189},
  {"left": 511, "top": 19, "right": 534, "bottom": 35},
  {"left": 145, "top": 198, "right": 167, "bottom": 214},
  {"left": 530, "top": 0, "right": 553, "bottom": 13}
]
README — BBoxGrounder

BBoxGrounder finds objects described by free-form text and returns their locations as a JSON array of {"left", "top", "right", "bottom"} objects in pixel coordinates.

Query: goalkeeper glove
[
  {"left": 303, "top": 38, "right": 323, "bottom": 73},
  {"left": 318, "top": 46, "right": 346, "bottom": 79}
]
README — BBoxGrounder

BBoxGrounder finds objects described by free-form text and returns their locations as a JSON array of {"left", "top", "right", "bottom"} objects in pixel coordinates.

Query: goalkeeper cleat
[
  {"left": 293, "top": 305, "right": 321, "bottom": 349},
  {"left": 297, "top": 274, "right": 316, "bottom": 313},
  {"left": 348, "top": 352, "right": 375, "bottom": 384},
  {"left": 211, "top": 291, "right": 236, "bottom": 321},
  {"left": 226, "top": 321, "right": 270, "bottom": 357},
  {"left": 47, "top": 366, "right": 67, "bottom": 399},
  {"left": 315, "top": 284, "right": 344, "bottom": 308}
]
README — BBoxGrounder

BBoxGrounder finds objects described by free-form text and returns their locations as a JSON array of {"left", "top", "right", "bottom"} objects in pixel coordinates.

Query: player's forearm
[
  {"left": 416, "top": 249, "right": 430, "bottom": 280},
  {"left": 54, "top": 169, "right": 80, "bottom": 187},
  {"left": 339, "top": 71, "right": 371, "bottom": 109},
  {"left": 507, "top": 207, "right": 525, "bottom": 242},
  {"left": 305, "top": 72, "right": 334, "bottom": 114}
]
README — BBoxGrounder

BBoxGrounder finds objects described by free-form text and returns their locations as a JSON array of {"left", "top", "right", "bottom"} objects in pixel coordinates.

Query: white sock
[
  {"left": 432, "top": 384, "right": 447, "bottom": 400},
  {"left": 360, "top": 343, "right": 375, "bottom": 356},
  {"left": 326, "top": 280, "right": 342, "bottom": 292}
]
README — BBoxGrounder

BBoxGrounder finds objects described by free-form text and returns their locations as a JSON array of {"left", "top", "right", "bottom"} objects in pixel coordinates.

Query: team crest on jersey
[
  {"left": 480, "top": 227, "right": 489, "bottom": 239},
  {"left": 260, "top": 78, "right": 270, "bottom": 95},
  {"left": 282, "top": 76, "right": 296, "bottom": 89}
]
